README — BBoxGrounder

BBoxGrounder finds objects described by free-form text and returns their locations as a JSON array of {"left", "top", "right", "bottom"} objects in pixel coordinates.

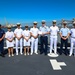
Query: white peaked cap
[
  {"left": 16, "top": 23, "right": 21, "bottom": 25},
  {"left": 73, "top": 21, "right": 75, "bottom": 24},
  {"left": 33, "top": 21, "right": 37, "bottom": 24},
  {"left": 7, "top": 25, "right": 11, "bottom": 28},
  {"left": 52, "top": 20, "right": 56, "bottom": 22},
  {"left": 42, "top": 20, "right": 46, "bottom": 23},
  {"left": 63, "top": 21, "right": 67, "bottom": 24}
]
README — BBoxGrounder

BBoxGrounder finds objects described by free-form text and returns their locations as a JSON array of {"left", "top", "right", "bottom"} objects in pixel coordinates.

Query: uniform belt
[
  {"left": 62, "top": 36, "right": 67, "bottom": 38},
  {"left": 51, "top": 35, "right": 56, "bottom": 36},
  {"left": 41, "top": 36, "right": 47, "bottom": 37},
  {"left": 71, "top": 37, "right": 75, "bottom": 39}
]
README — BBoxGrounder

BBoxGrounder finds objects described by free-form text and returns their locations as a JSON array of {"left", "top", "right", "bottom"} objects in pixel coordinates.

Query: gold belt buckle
[{"left": 63, "top": 36, "right": 67, "bottom": 38}]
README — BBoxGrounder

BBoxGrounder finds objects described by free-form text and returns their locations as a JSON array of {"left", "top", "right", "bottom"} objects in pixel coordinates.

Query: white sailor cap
[
  {"left": 25, "top": 25, "right": 28, "bottom": 28},
  {"left": 41, "top": 20, "right": 46, "bottom": 23},
  {"left": 16, "top": 23, "right": 21, "bottom": 26},
  {"left": 73, "top": 21, "right": 75, "bottom": 24},
  {"left": 63, "top": 21, "right": 67, "bottom": 24},
  {"left": 33, "top": 21, "right": 37, "bottom": 24},
  {"left": 7, "top": 25, "right": 11, "bottom": 29},
  {"left": 52, "top": 20, "right": 56, "bottom": 23}
]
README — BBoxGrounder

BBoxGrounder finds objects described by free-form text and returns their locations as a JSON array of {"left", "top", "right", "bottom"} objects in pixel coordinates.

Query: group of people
[{"left": 0, "top": 20, "right": 75, "bottom": 57}]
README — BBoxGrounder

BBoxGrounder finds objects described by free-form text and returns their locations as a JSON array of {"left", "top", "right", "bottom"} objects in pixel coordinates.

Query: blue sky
[{"left": 0, "top": 0, "right": 75, "bottom": 24}]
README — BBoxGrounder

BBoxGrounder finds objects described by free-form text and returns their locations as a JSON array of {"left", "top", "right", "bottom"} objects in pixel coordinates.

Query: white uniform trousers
[
  {"left": 70, "top": 38, "right": 75, "bottom": 55},
  {"left": 50, "top": 36, "right": 57, "bottom": 54},
  {"left": 31, "top": 37, "right": 38, "bottom": 53},
  {"left": 15, "top": 38, "right": 23, "bottom": 54}
]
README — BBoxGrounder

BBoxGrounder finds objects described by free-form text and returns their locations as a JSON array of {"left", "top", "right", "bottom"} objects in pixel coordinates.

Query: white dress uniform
[
  {"left": 22, "top": 30, "right": 30, "bottom": 46},
  {"left": 5, "top": 31, "right": 14, "bottom": 48},
  {"left": 14, "top": 28, "right": 23, "bottom": 54},
  {"left": 30, "top": 27, "right": 39, "bottom": 54},
  {"left": 49, "top": 26, "right": 59, "bottom": 54},
  {"left": 69, "top": 28, "right": 75, "bottom": 56}
]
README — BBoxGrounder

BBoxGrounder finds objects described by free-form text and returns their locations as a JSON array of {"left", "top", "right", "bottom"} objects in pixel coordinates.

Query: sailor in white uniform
[
  {"left": 22, "top": 25, "right": 30, "bottom": 56},
  {"left": 30, "top": 21, "right": 39, "bottom": 55},
  {"left": 49, "top": 20, "right": 59, "bottom": 54},
  {"left": 69, "top": 21, "right": 75, "bottom": 56},
  {"left": 5, "top": 25, "right": 14, "bottom": 57},
  {"left": 14, "top": 23, "right": 23, "bottom": 55}
]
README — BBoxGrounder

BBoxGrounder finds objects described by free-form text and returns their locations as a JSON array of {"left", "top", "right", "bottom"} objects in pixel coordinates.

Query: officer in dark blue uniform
[
  {"left": 59, "top": 21, "right": 70, "bottom": 55},
  {"left": 39, "top": 20, "right": 49, "bottom": 55},
  {"left": 0, "top": 24, "right": 5, "bottom": 57}
]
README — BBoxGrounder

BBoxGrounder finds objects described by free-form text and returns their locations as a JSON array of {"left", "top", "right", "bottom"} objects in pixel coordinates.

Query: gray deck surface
[{"left": 0, "top": 49, "right": 75, "bottom": 75}]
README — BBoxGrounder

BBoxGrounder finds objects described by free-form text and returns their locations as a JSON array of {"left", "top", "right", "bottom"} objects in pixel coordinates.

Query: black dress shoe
[
  {"left": 40, "top": 52, "right": 43, "bottom": 54},
  {"left": 1, "top": 54, "right": 5, "bottom": 57},
  {"left": 74, "top": 55, "right": 75, "bottom": 57},
  {"left": 65, "top": 53, "right": 68, "bottom": 56},
  {"left": 44, "top": 53, "right": 47, "bottom": 55},
  {"left": 0, "top": 54, "right": 2, "bottom": 56},
  {"left": 59, "top": 53, "right": 62, "bottom": 55}
]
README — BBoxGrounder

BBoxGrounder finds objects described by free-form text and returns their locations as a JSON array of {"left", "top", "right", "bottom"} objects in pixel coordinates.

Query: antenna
[{"left": 4, "top": 17, "right": 8, "bottom": 26}]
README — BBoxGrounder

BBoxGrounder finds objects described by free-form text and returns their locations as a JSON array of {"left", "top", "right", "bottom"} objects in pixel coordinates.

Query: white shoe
[
  {"left": 30, "top": 53, "right": 33, "bottom": 55},
  {"left": 8, "top": 55, "right": 11, "bottom": 57},
  {"left": 47, "top": 53, "right": 50, "bottom": 56},
  {"left": 27, "top": 53, "right": 29, "bottom": 55},
  {"left": 69, "top": 54, "right": 71, "bottom": 56},
  {"left": 12, "top": 54, "right": 14, "bottom": 56},
  {"left": 20, "top": 53, "right": 23, "bottom": 55},
  {"left": 35, "top": 52, "right": 38, "bottom": 55},
  {"left": 54, "top": 53, "right": 57, "bottom": 55},
  {"left": 50, "top": 53, "right": 52, "bottom": 55},
  {"left": 24, "top": 53, "right": 26, "bottom": 56},
  {"left": 16, "top": 53, "right": 18, "bottom": 55}
]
